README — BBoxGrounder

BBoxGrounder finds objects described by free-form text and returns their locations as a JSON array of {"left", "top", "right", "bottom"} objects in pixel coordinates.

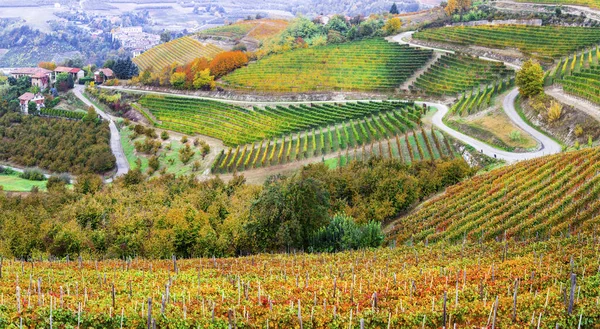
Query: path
[
  {"left": 74, "top": 85, "right": 130, "bottom": 178},
  {"left": 546, "top": 86, "right": 600, "bottom": 123},
  {"left": 398, "top": 51, "right": 443, "bottom": 91},
  {"left": 493, "top": 0, "right": 600, "bottom": 21}
]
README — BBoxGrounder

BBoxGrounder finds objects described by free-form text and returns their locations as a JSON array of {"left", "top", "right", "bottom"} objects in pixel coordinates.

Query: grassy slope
[{"left": 0, "top": 174, "right": 47, "bottom": 192}]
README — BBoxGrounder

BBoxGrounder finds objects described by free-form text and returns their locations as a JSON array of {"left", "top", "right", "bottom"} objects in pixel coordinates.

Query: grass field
[
  {"left": 0, "top": 174, "right": 47, "bottom": 192},
  {"left": 132, "top": 37, "right": 224, "bottom": 72},
  {"left": 221, "top": 38, "right": 433, "bottom": 92},
  {"left": 414, "top": 25, "right": 600, "bottom": 61}
]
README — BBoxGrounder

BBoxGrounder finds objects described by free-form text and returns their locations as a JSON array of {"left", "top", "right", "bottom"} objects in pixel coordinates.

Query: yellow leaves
[
  {"left": 547, "top": 100, "right": 562, "bottom": 123},
  {"left": 444, "top": 0, "right": 471, "bottom": 15},
  {"left": 383, "top": 17, "right": 402, "bottom": 35}
]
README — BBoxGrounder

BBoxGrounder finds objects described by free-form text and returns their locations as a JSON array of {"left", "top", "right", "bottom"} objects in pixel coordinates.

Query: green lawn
[{"left": 0, "top": 174, "right": 47, "bottom": 192}]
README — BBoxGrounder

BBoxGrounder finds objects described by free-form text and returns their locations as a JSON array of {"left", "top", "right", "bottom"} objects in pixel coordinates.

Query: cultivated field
[
  {"left": 132, "top": 37, "right": 223, "bottom": 72},
  {"left": 515, "top": 0, "right": 600, "bottom": 8},
  {"left": 413, "top": 25, "right": 600, "bottom": 60},
  {"left": 221, "top": 39, "right": 434, "bottom": 92},
  {"left": 411, "top": 54, "right": 513, "bottom": 96}
]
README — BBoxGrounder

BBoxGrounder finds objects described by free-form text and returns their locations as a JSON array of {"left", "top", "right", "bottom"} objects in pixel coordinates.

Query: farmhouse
[
  {"left": 10, "top": 68, "right": 52, "bottom": 89},
  {"left": 94, "top": 68, "right": 115, "bottom": 83},
  {"left": 18, "top": 92, "right": 45, "bottom": 114},
  {"left": 54, "top": 66, "right": 85, "bottom": 83}
]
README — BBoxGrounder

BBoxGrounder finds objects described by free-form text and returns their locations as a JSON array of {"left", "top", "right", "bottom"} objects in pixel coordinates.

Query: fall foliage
[{"left": 444, "top": 0, "right": 472, "bottom": 16}]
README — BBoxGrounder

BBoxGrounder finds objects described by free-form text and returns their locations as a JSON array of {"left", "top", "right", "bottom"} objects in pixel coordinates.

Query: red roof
[
  {"left": 96, "top": 68, "right": 114, "bottom": 77},
  {"left": 18, "top": 92, "right": 35, "bottom": 101},
  {"left": 11, "top": 67, "right": 51, "bottom": 75},
  {"left": 55, "top": 66, "right": 82, "bottom": 74}
]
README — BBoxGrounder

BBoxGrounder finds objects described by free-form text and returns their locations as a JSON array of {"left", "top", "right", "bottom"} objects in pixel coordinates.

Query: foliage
[
  {"left": 208, "top": 51, "right": 249, "bottom": 78},
  {"left": 0, "top": 112, "right": 115, "bottom": 174},
  {"left": 178, "top": 144, "right": 194, "bottom": 164},
  {"left": 382, "top": 17, "right": 402, "bottom": 35},
  {"left": 516, "top": 60, "right": 545, "bottom": 98},
  {"left": 132, "top": 37, "right": 223, "bottom": 73},
  {"left": 19, "top": 169, "right": 46, "bottom": 181},
  {"left": 310, "top": 214, "right": 384, "bottom": 252},
  {"left": 547, "top": 100, "right": 562, "bottom": 122},
  {"left": 55, "top": 73, "right": 74, "bottom": 92},
  {"left": 444, "top": 0, "right": 472, "bottom": 15}
]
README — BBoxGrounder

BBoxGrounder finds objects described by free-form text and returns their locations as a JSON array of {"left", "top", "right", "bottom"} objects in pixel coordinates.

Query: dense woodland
[
  {"left": 0, "top": 112, "right": 115, "bottom": 174},
  {"left": 0, "top": 157, "right": 472, "bottom": 259}
]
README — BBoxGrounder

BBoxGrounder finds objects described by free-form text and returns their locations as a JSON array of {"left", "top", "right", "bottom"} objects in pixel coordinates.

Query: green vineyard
[
  {"left": 39, "top": 108, "right": 86, "bottom": 120},
  {"left": 554, "top": 47, "right": 600, "bottom": 104},
  {"left": 221, "top": 39, "right": 433, "bottom": 92},
  {"left": 411, "top": 54, "right": 513, "bottom": 96},
  {"left": 138, "top": 95, "right": 423, "bottom": 147},
  {"left": 212, "top": 122, "right": 456, "bottom": 173},
  {"left": 389, "top": 147, "right": 600, "bottom": 244},
  {"left": 413, "top": 25, "right": 600, "bottom": 60},
  {"left": 132, "top": 37, "right": 224, "bottom": 72},
  {"left": 515, "top": 0, "right": 600, "bottom": 8},
  {"left": 449, "top": 78, "right": 515, "bottom": 116}
]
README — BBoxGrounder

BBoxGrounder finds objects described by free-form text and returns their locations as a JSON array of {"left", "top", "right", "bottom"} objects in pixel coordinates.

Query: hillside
[
  {"left": 132, "top": 36, "right": 224, "bottom": 72},
  {"left": 197, "top": 19, "right": 290, "bottom": 42},
  {"left": 387, "top": 147, "right": 600, "bottom": 244},
  {"left": 221, "top": 39, "right": 434, "bottom": 92}
]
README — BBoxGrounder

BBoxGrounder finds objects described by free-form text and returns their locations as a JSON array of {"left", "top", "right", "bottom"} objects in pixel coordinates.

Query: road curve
[
  {"left": 73, "top": 85, "right": 130, "bottom": 178},
  {"left": 422, "top": 88, "right": 561, "bottom": 163}
]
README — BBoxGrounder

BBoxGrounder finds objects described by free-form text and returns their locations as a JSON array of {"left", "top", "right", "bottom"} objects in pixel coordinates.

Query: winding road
[{"left": 73, "top": 85, "right": 130, "bottom": 178}]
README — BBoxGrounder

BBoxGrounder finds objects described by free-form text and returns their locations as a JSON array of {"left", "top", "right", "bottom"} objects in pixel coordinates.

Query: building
[
  {"left": 10, "top": 68, "right": 52, "bottom": 90},
  {"left": 111, "top": 26, "right": 160, "bottom": 57},
  {"left": 18, "top": 92, "right": 45, "bottom": 114},
  {"left": 94, "top": 68, "right": 115, "bottom": 83},
  {"left": 54, "top": 66, "right": 85, "bottom": 83}
]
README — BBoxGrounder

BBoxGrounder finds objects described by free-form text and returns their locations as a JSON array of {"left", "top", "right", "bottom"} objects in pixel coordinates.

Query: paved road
[{"left": 74, "top": 85, "right": 130, "bottom": 178}]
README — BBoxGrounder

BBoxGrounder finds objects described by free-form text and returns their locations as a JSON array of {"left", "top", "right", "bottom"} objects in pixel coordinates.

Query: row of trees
[
  {"left": 133, "top": 51, "right": 248, "bottom": 90},
  {"left": 0, "top": 156, "right": 472, "bottom": 259}
]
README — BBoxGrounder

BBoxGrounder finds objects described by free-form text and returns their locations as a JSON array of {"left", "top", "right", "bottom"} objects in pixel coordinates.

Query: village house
[
  {"left": 18, "top": 92, "right": 45, "bottom": 114},
  {"left": 10, "top": 68, "right": 53, "bottom": 90},
  {"left": 53, "top": 66, "right": 85, "bottom": 83},
  {"left": 94, "top": 68, "right": 115, "bottom": 83}
]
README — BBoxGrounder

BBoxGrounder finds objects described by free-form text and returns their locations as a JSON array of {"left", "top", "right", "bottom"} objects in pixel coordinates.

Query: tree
[
  {"left": 547, "top": 101, "right": 562, "bottom": 122},
  {"left": 445, "top": 0, "right": 471, "bottom": 16},
  {"left": 170, "top": 72, "right": 187, "bottom": 89},
  {"left": 55, "top": 72, "right": 73, "bottom": 92},
  {"left": 28, "top": 101, "right": 38, "bottom": 115},
  {"left": 325, "top": 15, "right": 349, "bottom": 33},
  {"left": 192, "top": 69, "right": 216, "bottom": 90},
  {"left": 103, "top": 59, "right": 116, "bottom": 69},
  {"left": 516, "top": 59, "right": 544, "bottom": 98},
  {"left": 160, "top": 31, "right": 171, "bottom": 43},
  {"left": 208, "top": 51, "right": 249, "bottom": 78},
  {"left": 39, "top": 62, "right": 57, "bottom": 71},
  {"left": 112, "top": 57, "right": 139, "bottom": 79},
  {"left": 83, "top": 106, "right": 98, "bottom": 124},
  {"left": 383, "top": 17, "right": 402, "bottom": 35},
  {"left": 390, "top": 3, "right": 399, "bottom": 14}
]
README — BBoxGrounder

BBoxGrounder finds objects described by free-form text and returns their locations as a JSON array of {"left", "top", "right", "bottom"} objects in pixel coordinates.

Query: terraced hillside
[
  {"left": 221, "top": 39, "right": 433, "bottom": 92},
  {"left": 559, "top": 59, "right": 600, "bottom": 104},
  {"left": 411, "top": 54, "right": 513, "bottom": 96},
  {"left": 132, "top": 37, "right": 224, "bottom": 72},
  {"left": 138, "top": 95, "right": 425, "bottom": 147},
  {"left": 413, "top": 25, "right": 600, "bottom": 60},
  {"left": 197, "top": 19, "right": 289, "bottom": 41},
  {"left": 449, "top": 78, "right": 514, "bottom": 116},
  {"left": 388, "top": 147, "right": 600, "bottom": 244},
  {"left": 213, "top": 118, "right": 455, "bottom": 173}
]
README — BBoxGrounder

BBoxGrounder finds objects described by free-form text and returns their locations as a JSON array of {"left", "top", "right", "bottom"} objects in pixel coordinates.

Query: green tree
[
  {"left": 83, "top": 106, "right": 98, "bottom": 123},
  {"left": 170, "top": 72, "right": 187, "bottom": 89},
  {"left": 27, "top": 101, "right": 38, "bottom": 115},
  {"left": 192, "top": 69, "right": 216, "bottom": 90},
  {"left": 390, "top": 3, "right": 399, "bottom": 14},
  {"left": 516, "top": 59, "right": 545, "bottom": 98},
  {"left": 325, "top": 15, "right": 349, "bottom": 33}
]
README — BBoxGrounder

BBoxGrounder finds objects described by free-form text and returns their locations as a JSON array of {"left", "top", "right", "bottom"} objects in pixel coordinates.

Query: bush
[
  {"left": 547, "top": 101, "right": 562, "bottom": 122},
  {"left": 160, "top": 131, "right": 169, "bottom": 140},
  {"left": 134, "top": 138, "right": 161, "bottom": 155},
  {"left": 46, "top": 175, "right": 70, "bottom": 190},
  {"left": 0, "top": 166, "right": 15, "bottom": 175},
  {"left": 148, "top": 156, "right": 160, "bottom": 171},
  {"left": 20, "top": 169, "right": 46, "bottom": 181},
  {"left": 179, "top": 144, "right": 194, "bottom": 164},
  {"left": 309, "top": 214, "right": 384, "bottom": 252}
]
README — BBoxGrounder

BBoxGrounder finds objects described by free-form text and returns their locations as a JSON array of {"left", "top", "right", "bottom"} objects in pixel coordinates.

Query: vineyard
[
  {"left": 132, "top": 37, "right": 224, "bottom": 72},
  {"left": 212, "top": 127, "right": 455, "bottom": 174},
  {"left": 411, "top": 54, "right": 513, "bottom": 96},
  {"left": 197, "top": 19, "right": 289, "bottom": 41},
  {"left": 449, "top": 78, "right": 515, "bottom": 116},
  {"left": 515, "top": 0, "right": 600, "bottom": 8},
  {"left": 138, "top": 96, "right": 425, "bottom": 147},
  {"left": 413, "top": 25, "right": 600, "bottom": 60},
  {"left": 221, "top": 39, "right": 433, "bottom": 92},
  {"left": 388, "top": 147, "right": 600, "bottom": 244},
  {"left": 0, "top": 232, "right": 598, "bottom": 327},
  {"left": 553, "top": 47, "right": 600, "bottom": 104}
]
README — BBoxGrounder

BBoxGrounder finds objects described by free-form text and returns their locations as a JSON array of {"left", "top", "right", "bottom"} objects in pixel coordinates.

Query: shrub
[
  {"left": 179, "top": 145, "right": 194, "bottom": 164},
  {"left": 46, "top": 175, "right": 69, "bottom": 190},
  {"left": 547, "top": 101, "right": 562, "bottom": 122},
  {"left": 574, "top": 124, "right": 583, "bottom": 137},
  {"left": 148, "top": 156, "right": 160, "bottom": 171},
  {"left": 309, "top": 214, "right": 384, "bottom": 252},
  {"left": 20, "top": 169, "right": 46, "bottom": 181},
  {"left": 161, "top": 131, "right": 169, "bottom": 140}
]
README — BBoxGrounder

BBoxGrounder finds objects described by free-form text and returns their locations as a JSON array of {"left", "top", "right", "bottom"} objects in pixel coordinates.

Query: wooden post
[
  {"left": 228, "top": 309, "right": 234, "bottom": 329},
  {"left": 0, "top": 256, "right": 3, "bottom": 279},
  {"left": 492, "top": 296, "right": 499, "bottom": 329},
  {"left": 443, "top": 291, "right": 447, "bottom": 328},
  {"left": 147, "top": 298, "right": 152, "bottom": 329},
  {"left": 568, "top": 273, "right": 576, "bottom": 314},
  {"left": 112, "top": 284, "right": 116, "bottom": 310},
  {"left": 512, "top": 279, "right": 519, "bottom": 322},
  {"left": 298, "top": 299, "right": 303, "bottom": 329}
]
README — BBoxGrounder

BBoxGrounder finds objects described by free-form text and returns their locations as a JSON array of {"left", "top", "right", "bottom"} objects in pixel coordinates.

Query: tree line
[{"left": 0, "top": 156, "right": 472, "bottom": 259}]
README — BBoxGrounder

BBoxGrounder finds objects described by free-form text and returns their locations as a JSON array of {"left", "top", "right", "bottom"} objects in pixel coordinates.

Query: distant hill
[{"left": 132, "top": 36, "right": 224, "bottom": 72}]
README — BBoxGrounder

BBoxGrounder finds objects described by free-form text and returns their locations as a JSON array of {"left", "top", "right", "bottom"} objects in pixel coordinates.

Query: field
[
  {"left": 413, "top": 25, "right": 600, "bottom": 61},
  {"left": 132, "top": 37, "right": 224, "bottom": 72},
  {"left": 557, "top": 47, "right": 600, "bottom": 104},
  {"left": 212, "top": 126, "right": 456, "bottom": 173},
  {"left": 221, "top": 39, "right": 433, "bottom": 92},
  {"left": 0, "top": 173, "right": 47, "bottom": 192},
  {"left": 388, "top": 147, "right": 600, "bottom": 244},
  {"left": 0, "top": 228, "right": 597, "bottom": 327},
  {"left": 197, "top": 19, "right": 289, "bottom": 41},
  {"left": 411, "top": 54, "right": 513, "bottom": 96},
  {"left": 515, "top": 0, "right": 600, "bottom": 8},
  {"left": 138, "top": 96, "right": 424, "bottom": 147}
]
